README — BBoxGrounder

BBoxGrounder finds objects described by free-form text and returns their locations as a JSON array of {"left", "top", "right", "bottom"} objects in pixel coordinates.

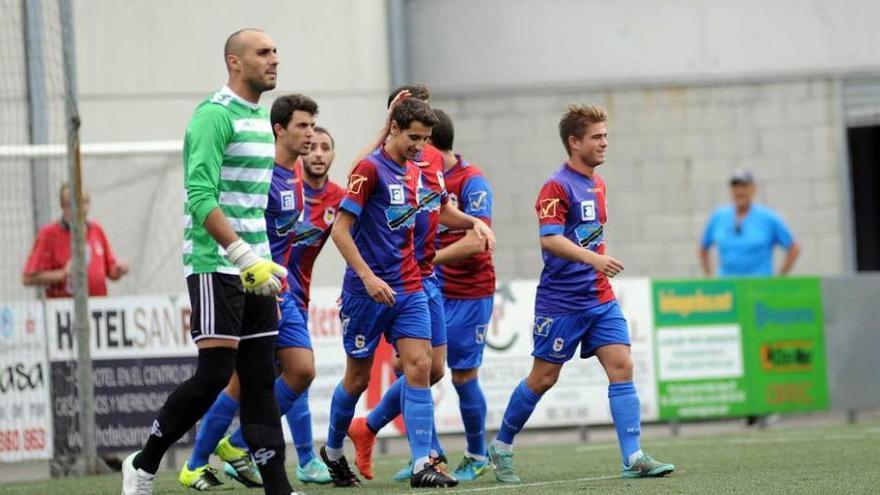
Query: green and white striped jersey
[{"left": 182, "top": 86, "right": 274, "bottom": 276}]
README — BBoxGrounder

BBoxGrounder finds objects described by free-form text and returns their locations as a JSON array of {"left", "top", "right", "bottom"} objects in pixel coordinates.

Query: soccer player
[
  {"left": 430, "top": 109, "right": 496, "bottom": 481},
  {"left": 179, "top": 96, "right": 336, "bottom": 490},
  {"left": 121, "top": 29, "right": 299, "bottom": 495},
  {"left": 321, "top": 98, "right": 487, "bottom": 488},
  {"left": 487, "top": 105, "right": 675, "bottom": 483},
  {"left": 346, "top": 90, "right": 494, "bottom": 483}
]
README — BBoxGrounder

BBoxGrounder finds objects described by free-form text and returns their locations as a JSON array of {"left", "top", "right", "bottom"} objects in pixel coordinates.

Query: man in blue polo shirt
[{"left": 699, "top": 169, "right": 800, "bottom": 277}]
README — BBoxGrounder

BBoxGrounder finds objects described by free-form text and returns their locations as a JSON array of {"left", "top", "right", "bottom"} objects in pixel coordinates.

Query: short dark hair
[
  {"left": 558, "top": 104, "right": 607, "bottom": 155},
  {"left": 387, "top": 83, "right": 431, "bottom": 107},
  {"left": 391, "top": 98, "right": 438, "bottom": 131},
  {"left": 430, "top": 109, "right": 454, "bottom": 151},
  {"left": 270, "top": 94, "right": 318, "bottom": 136},
  {"left": 314, "top": 126, "right": 335, "bottom": 149}
]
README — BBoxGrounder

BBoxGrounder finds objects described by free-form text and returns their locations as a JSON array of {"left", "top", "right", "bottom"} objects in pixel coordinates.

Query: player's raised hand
[
  {"left": 590, "top": 254, "right": 624, "bottom": 278},
  {"left": 364, "top": 274, "right": 396, "bottom": 306}
]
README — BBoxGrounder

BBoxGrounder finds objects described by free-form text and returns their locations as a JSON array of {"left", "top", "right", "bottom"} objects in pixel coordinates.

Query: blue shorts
[
  {"left": 532, "top": 300, "right": 630, "bottom": 364},
  {"left": 445, "top": 296, "right": 493, "bottom": 370},
  {"left": 423, "top": 275, "right": 447, "bottom": 347},
  {"left": 276, "top": 292, "right": 312, "bottom": 350},
  {"left": 340, "top": 291, "right": 431, "bottom": 358}
]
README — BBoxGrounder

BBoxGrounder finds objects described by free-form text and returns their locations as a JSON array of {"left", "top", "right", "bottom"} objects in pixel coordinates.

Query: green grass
[{"left": 3, "top": 421, "right": 879, "bottom": 494}]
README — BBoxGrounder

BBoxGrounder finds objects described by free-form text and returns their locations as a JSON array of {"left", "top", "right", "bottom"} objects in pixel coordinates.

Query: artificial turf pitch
[{"left": 3, "top": 420, "right": 878, "bottom": 494}]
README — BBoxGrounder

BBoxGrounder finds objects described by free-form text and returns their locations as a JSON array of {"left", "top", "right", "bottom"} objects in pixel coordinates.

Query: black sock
[
  {"left": 134, "top": 347, "right": 236, "bottom": 474},
  {"left": 236, "top": 336, "right": 292, "bottom": 495}
]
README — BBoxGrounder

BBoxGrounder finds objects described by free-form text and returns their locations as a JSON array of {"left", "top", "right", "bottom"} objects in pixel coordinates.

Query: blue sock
[
  {"left": 402, "top": 383, "right": 434, "bottom": 468},
  {"left": 327, "top": 382, "right": 359, "bottom": 450},
  {"left": 609, "top": 381, "right": 642, "bottom": 465},
  {"left": 188, "top": 391, "right": 239, "bottom": 469},
  {"left": 454, "top": 378, "right": 487, "bottom": 458},
  {"left": 496, "top": 380, "right": 541, "bottom": 446},
  {"left": 431, "top": 424, "right": 444, "bottom": 458},
  {"left": 284, "top": 389, "right": 316, "bottom": 467},
  {"left": 366, "top": 377, "right": 403, "bottom": 433},
  {"left": 229, "top": 425, "right": 247, "bottom": 450}
]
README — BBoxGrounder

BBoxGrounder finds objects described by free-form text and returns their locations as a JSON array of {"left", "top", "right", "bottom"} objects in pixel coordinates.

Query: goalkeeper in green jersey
[{"left": 121, "top": 28, "right": 300, "bottom": 495}]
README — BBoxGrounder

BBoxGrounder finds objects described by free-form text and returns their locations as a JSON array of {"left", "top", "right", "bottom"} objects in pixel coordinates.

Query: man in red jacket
[{"left": 23, "top": 183, "right": 129, "bottom": 297}]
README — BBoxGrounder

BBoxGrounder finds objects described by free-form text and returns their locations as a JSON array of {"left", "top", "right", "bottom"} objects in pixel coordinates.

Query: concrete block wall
[{"left": 434, "top": 78, "right": 847, "bottom": 280}]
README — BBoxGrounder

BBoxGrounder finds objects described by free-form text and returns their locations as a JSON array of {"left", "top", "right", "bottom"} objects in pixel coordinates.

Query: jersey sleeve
[
  {"left": 770, "top": 211, "right": 795, "bottom": 249},
  {"left": 184, "top": 104, "right": 233, "bottom": 226},
  {"left": 535, "top": 180, "right": 569, "bottom": 236},
  {"left": 22, "top": 227, "right": 55, "bottom": 275},
  {"left": 700, "top": 210, "right": 720, "bottom": 250},
  {"left": 339, "top": 159, "right": 378, "bottom": 218},
  {"left": 461, "top": 174, "right": 493, "bottom": 224}
]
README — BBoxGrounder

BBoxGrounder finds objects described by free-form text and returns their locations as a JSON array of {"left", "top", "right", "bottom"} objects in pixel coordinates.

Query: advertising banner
[
  {"left": 653, "top": 278, "right": 828, "bottom": 420},
  {"left": 0, "top": 302, "right": 51, "bottom": 462},
  {"left": 44, "top": 294, "right": 196, "bottom": 467}
]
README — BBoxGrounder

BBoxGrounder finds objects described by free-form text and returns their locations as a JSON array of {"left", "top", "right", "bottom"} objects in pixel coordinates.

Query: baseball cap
[{"left": 729, "top": 168, "right": 755, "bottom": 185}]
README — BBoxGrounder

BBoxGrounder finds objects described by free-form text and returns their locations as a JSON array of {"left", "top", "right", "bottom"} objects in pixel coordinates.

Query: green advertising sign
[
  {"left": 738, "top": 278, "right": 829, "bottom": 413},
  {"left": 653, "top": 280, "right": 748, "bottom": 419},
  {"left": 653, "top": 277, "right": 828, "bottom": 420}
]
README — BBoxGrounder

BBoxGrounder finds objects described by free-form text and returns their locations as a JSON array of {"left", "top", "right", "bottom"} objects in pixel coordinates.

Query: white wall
[
  {"left": 406, "top": 0, "right": 880, "bottom": 91},
  {"left": 67, "top": 0, "right": 393, "bottom": 295}
]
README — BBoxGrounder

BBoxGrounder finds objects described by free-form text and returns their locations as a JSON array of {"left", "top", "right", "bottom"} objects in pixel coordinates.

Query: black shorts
[{"left": 187, "top": 273, "right": 278, "bottom": 343}]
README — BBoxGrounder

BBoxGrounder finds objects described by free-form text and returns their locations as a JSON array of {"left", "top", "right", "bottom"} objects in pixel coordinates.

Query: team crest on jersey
[
  {"left": 475, "top": 324, "right": 488, "bottom": 344},
  {"left": 580, "top": 200, "right": 596, "bottom": 221},
  {"left": 539, "top": 198, "right": 560, "bottom": 219},
  {"left": 575, "top": 224, "right": 604, "bottom": 250},
  {"left": 534, "top": 316, "right": 554, "bottom": 336},
  {"left": 323, "top": 207, "right": 337, "bottom": 224},
  {"left": 553, "top": 338, "right": 565, "bottom": 352},
  {"left": 347, "top": 174, "right": 368, "bottom": 195}
]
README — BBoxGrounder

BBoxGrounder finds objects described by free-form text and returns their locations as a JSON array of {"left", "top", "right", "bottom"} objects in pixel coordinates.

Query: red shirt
[
  {"left": 23, "top": 220, "right": 119, "bottom": 298},
  {"left": 436, "top": 157, "right": 495, "bottom": 299}
]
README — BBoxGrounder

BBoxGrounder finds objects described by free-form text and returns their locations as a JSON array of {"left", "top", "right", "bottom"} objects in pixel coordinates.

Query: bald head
[{"left": 224, "top": 28, "right": 264, "bottom": 67}]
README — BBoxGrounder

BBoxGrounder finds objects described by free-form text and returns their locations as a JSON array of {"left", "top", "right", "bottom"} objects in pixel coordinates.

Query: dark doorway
[{"left": 847, "top": 125, "right": 880, "bottom": 271}]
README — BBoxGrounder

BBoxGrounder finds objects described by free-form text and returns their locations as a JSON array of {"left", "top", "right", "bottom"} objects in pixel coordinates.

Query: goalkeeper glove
[{"left": 225, "top": 239, "right": 288, "bottom": 296}]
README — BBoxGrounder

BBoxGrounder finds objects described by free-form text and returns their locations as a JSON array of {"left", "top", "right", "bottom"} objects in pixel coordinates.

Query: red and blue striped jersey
[
  {"left": 535, "top": 163, "right": 615, "bottom": 315},
  {"left": 339, "top": 148, "right": 423, "bottom": 296},
  {"left": 285, "top": 180, "right": 344, "bottom": 309},
  {"left": 436, "top": 156, "right": 495, "bottom": 299},
  {"left": 413, "top": 144, "right": 449, "bottom": 278},
  {"left": 266, "top": 160, "right": 305, "bottom": 292}
]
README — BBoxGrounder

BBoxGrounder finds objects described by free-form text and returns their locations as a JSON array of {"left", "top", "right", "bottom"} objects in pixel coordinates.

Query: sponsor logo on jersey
[
  {"left": 580, "top": 199, "right": 596, "bottom": 221},
  {"left": 539, "top": 198, "right": 560, "bottom": 219},
  {"left": 347, "top": 174, "right": 368, "bottom": 195},
  {"left": 534, "top": 316, "right": 554, "bottom": 337},
  {"left": 469, "top": 191, "right": 489, "bottom": 211},
  {"left": 475, "top": 324, "right": 488, "bottom": 344},
  {"left": 281, "top": 190, "right": 296, "bottom": 211}
]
